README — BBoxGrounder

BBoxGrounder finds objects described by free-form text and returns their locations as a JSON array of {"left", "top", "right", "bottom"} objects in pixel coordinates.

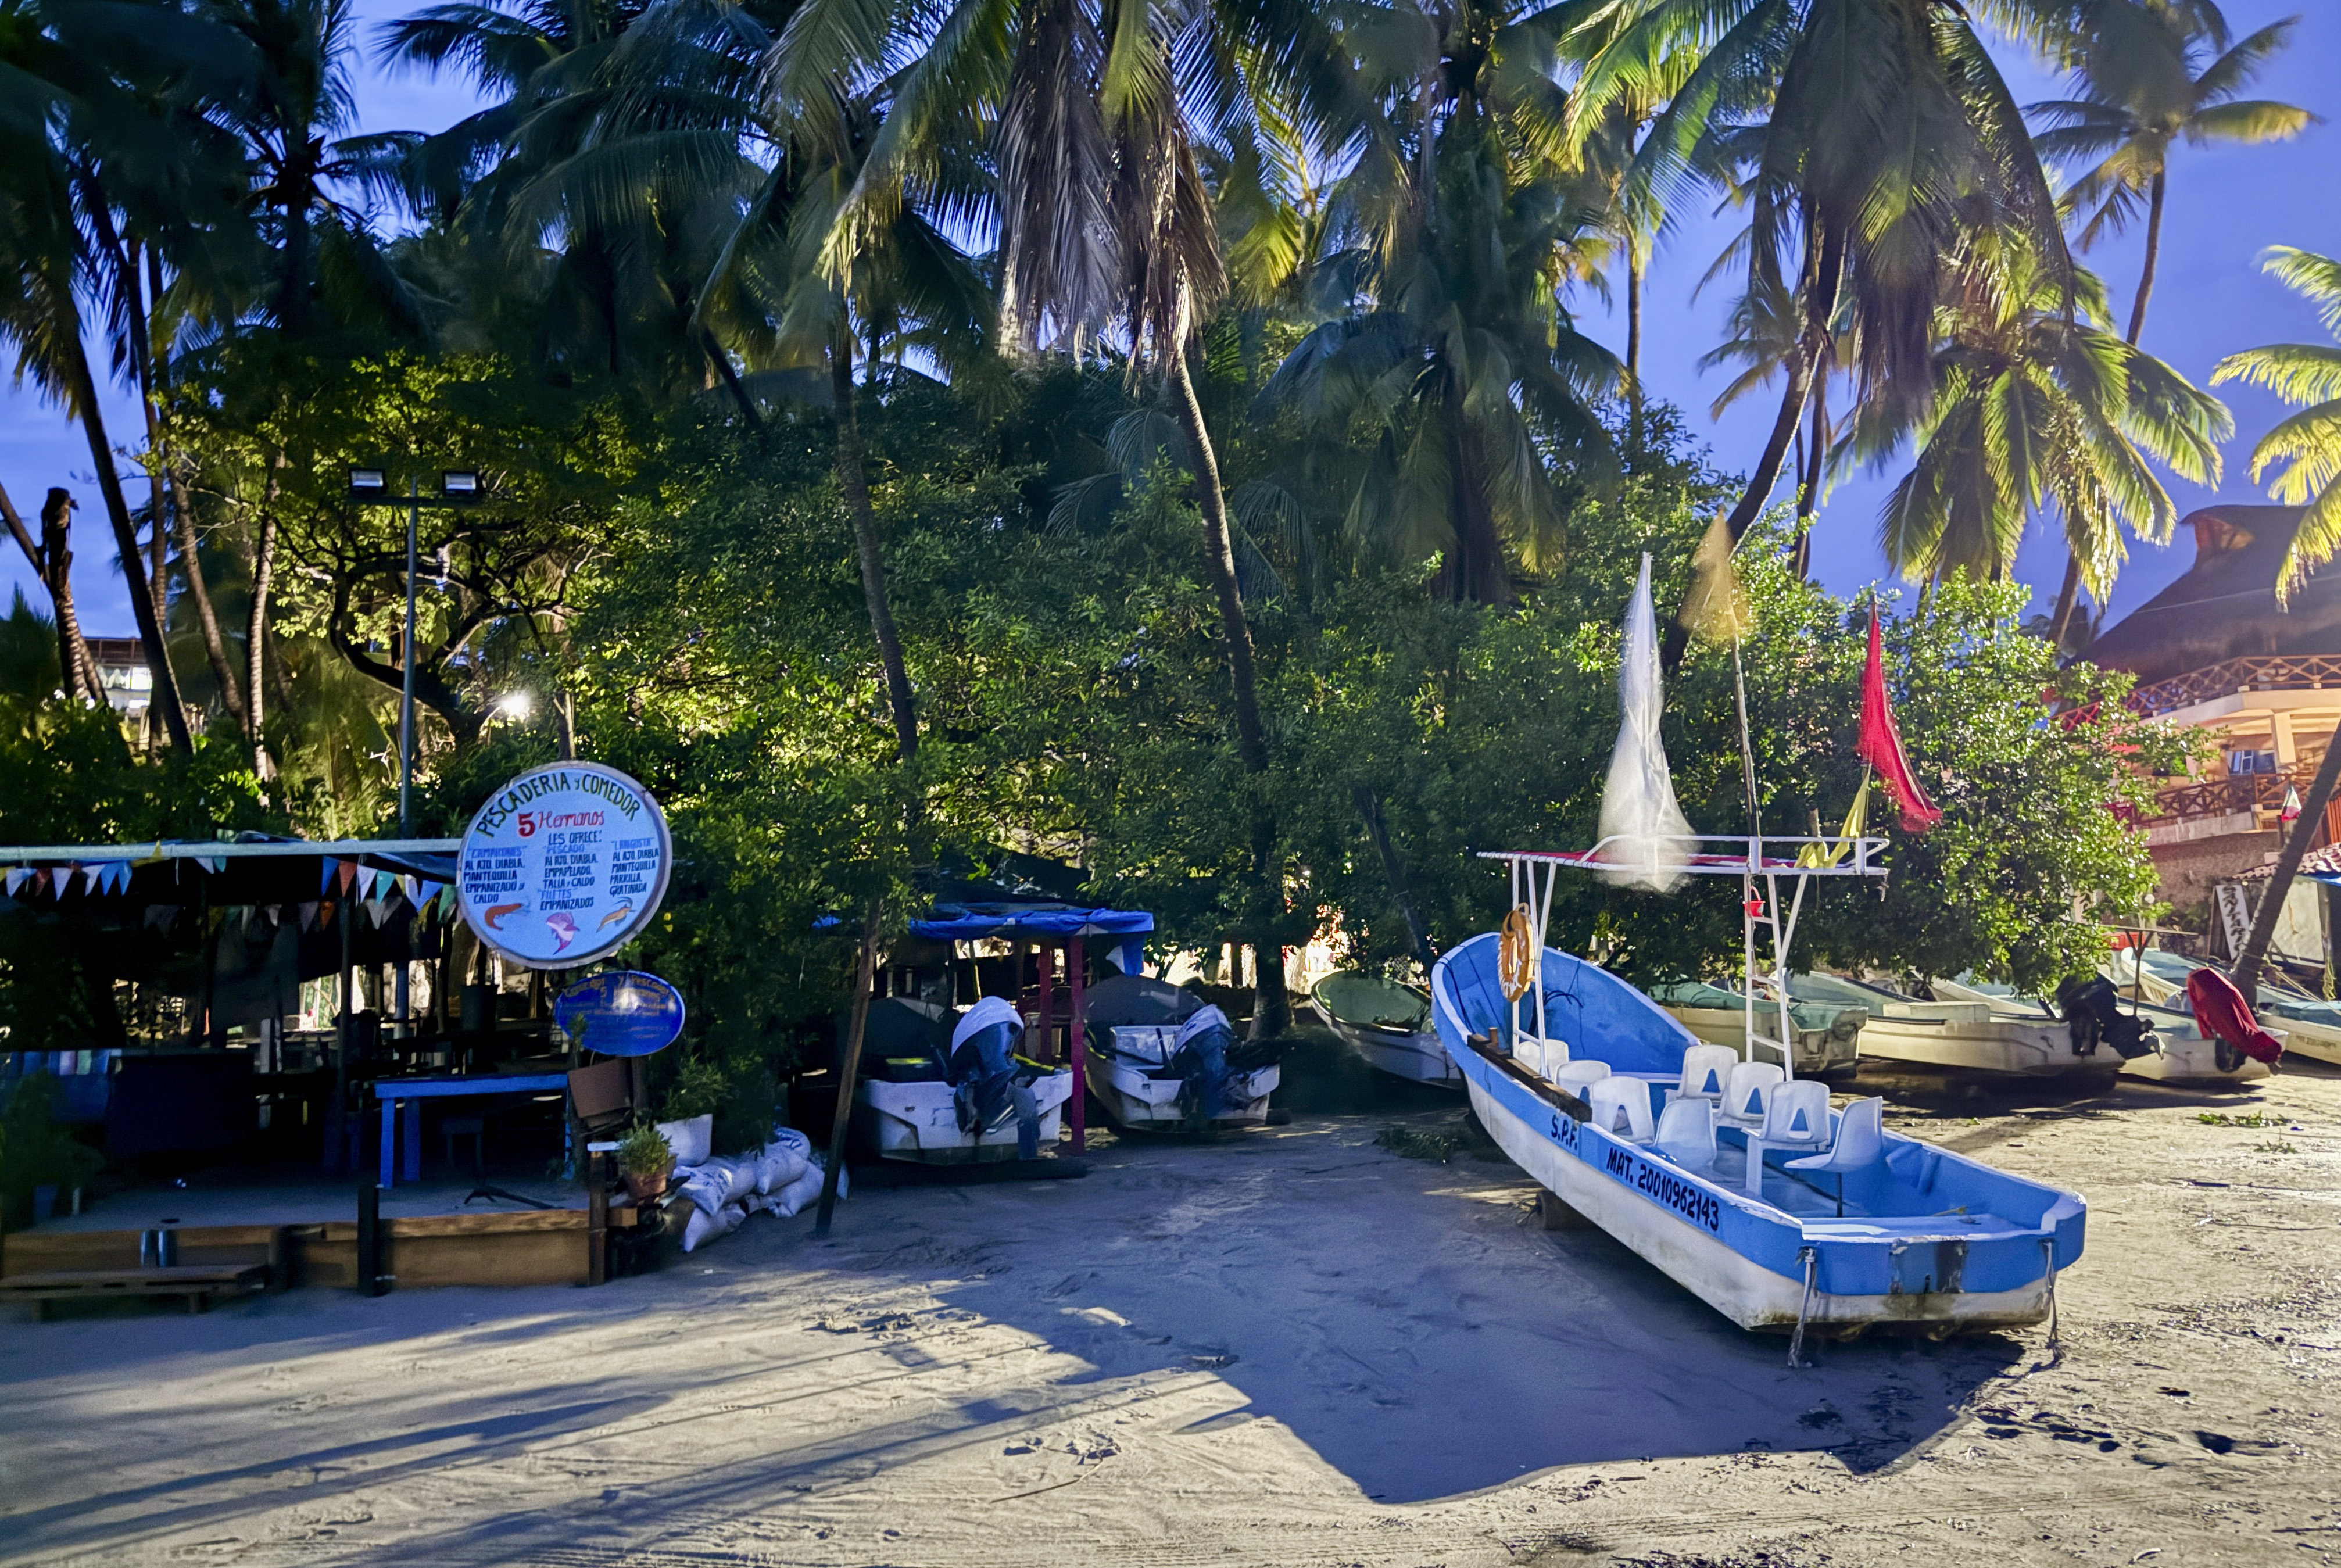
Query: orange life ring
[{"left": 1498, "top": 905, "right": 1536, "bottom": 1001}]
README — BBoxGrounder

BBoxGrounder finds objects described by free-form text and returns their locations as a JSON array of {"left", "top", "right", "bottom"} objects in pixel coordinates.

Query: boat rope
[
  {"left": 1788, "top": 1245, "right": 1819, "bottom": 1369},
  {"left": 2041, "top": 1237, "right": 2060, "bottom": 1349}
]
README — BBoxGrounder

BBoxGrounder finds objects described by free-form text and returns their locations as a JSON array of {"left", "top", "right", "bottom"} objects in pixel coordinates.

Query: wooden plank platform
[{"left": 0, "top": 1264, "right": 269, "bottom": 1319}]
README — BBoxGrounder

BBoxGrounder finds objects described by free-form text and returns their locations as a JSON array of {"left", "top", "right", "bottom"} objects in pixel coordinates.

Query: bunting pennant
[
  {"left": 264, "top": 904, "right": 282, "bottom": 927},
  {"left": 33, "top": 869, "right": 50, "bottom": 898},
  {"left": 364, "top": 897, "right": 389, "bottom": 928},
  {"left": 1857, "top": 608, "right": 1944, "bottom": 834},
  {"left": 319, "top": 899, "right": 336, "bottom": 930},
  {"left": 102, "top": 862, "right": 131, "bottom": 894},
  {"left": 337, "top": 860, "right": 357, "bottom": 896},
  {"left": 297, "top": 901, "right": 319, "bottom": 931},
  {"left": 4, "top": 868, "right": 26, "bottom": 896},
  {"left": 399, "top": 874, "right": 419, "bottom": 907},
  {"left": 321, "top": 860, "right": 338, "bottom": 896}
]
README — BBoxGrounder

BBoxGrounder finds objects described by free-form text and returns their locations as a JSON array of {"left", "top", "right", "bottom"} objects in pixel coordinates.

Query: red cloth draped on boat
[
  {"left": 1859, "top": 608, "right": 1943, "bottom": 833},
  {"left": 2184, "top": 968, "right": 2285, "bottom": 1065}
]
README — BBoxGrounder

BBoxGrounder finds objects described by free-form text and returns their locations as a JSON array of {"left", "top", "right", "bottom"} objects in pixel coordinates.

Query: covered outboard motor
[
  {"left": 1170, "top": 1005, "right": 1238, "bottom": 1126},
  {"left": 2055, "top": 976, "right": 2154, "bottom": 1060},
  {"left": 948, "top": 996, "right": 1044, "bottom": 1158}
]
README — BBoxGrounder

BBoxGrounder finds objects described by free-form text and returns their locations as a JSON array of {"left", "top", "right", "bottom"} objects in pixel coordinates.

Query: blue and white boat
[
  {"left": 1422, "top": 554, "right": 2084, "bottom": 1344},
  {"left": 1431, "top": 932, "right": 2084, "bottom": 1337}
]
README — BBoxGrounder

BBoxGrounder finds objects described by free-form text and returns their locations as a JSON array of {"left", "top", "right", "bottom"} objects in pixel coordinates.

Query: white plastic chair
[
  {"left": 1671, "top": 1044, "right": 1738, "bottom": 1107},
  {"left": 1585, "top": 1076, "right": 1655, "bottom": 1141},
  {"left": 1786, "top": 1096, "right": 1886, "bottom": 1214},
  {"left": 1648, "top": 1097, "right": 1716, "bottom": 1170},
  {"left": 1746, "top": 1079, "right": 1832, "bottom": 1196},
  {"left": 1716, "top": 1061, "right": 1783, "bottom": 1129},
  {"left": 1551, "top": 1060, "right": 1612, "bottom": 1100},
  {"left": 1513, "top": 1036, "right": 1569, "bottom": 1077}
]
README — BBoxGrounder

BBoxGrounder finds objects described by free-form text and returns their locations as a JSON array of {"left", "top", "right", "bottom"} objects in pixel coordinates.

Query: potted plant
[{"left": 616, "top": 1122, "right": 674, "bottom": 1202}]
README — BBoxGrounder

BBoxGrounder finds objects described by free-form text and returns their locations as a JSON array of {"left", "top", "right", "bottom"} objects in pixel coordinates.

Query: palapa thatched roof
[{"left": 2084, "top": 506, "right": 2338, "bottom": 685}]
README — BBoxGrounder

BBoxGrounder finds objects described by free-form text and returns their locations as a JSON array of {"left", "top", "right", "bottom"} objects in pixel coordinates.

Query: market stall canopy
[{"left": 907, "top": 850, "right": 1153, "bottom": 969}]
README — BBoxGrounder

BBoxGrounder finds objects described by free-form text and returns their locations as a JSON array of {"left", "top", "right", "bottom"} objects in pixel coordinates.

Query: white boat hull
[
  {"left": 1084, "top": 1053, "right": 1280, "bottom": 1127},
  {"left": 1852, "top": 1016, "right": 2121, "bottom": 1078},
  {"left": 854, "top": 1071, "right": 1074, "bottom": 1163},
  {"left": 1663, "top": 1005, "right": 1859, "bottom": 1078},
  {"left": 1459, "top": 1053, "right": 2054, "bottom": 1333},
  {"left": 1315, "top": 1007, "right": 1462, "bottom": 1086},
  {"left": 2119, "top": 1034, "right": 2273, "bottom": 1083}
]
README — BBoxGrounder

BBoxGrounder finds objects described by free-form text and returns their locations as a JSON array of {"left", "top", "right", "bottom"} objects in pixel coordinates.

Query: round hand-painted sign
[
  {"left": 554, "top": 971, "right": 686, "bottom": 1057},
  {"left": 457, "top": 761, "right": 671, "bottom": 969}
]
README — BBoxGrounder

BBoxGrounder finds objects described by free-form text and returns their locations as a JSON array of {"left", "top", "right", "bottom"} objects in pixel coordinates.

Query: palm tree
[
  {"left": 1572, "top": 0, "right": 2075, "bottom": 573},
  {"left": 1862, "top": 242, "right": 2228, "bottom": 595},
  {"left": 1259, "top": 0, "right": 1623, "bottom": 603},
  {"left": 773, "top": 0, "right": 1348, "bottom": 1029},
  {"left": 2212, "top": 248, "right": 2341, "bottom": 599},
  {"left": 2217, "top": 248, "right": 2341, "bottom": 995},
  {"left": 2029, "top": 0, "right": 2315, "bottom": 642}
]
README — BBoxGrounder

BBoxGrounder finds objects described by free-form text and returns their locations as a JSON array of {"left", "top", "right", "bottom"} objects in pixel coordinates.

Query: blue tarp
[{"left": 908, "top": 903, "right": 1154, "bottom": 941}]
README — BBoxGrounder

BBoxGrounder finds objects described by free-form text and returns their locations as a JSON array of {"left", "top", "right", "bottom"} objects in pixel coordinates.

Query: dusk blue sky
[{"left": 4, "top": 0, "right": 2335, "bottom": 636}]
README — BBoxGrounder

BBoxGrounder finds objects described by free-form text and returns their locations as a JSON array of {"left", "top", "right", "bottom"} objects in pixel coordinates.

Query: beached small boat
[
  {"left": 1082, "top": 973, "right": 1281, "bottom": 1128},
  {"left": 1432, "top": 932, "right": 2083, "bottom": 1336},
  {"left": 2110, "top": 949, "right": 2341, "bottom": 1067},
  {"left": 1788, "top": 973, "right": 2121, "bottom": 1079},
  {"left": 1649, "top": 980, "right": 1864, "bottom": 1079},
  {"left": 852, "top": 998, "right": 1077, "bottom": 1162},
  {"left": 1927, "top": 975, "right": 2269, "bottom": 1084},
  {"left": 1310, "top": 971, "right": 1460, "bottom": 1087}
]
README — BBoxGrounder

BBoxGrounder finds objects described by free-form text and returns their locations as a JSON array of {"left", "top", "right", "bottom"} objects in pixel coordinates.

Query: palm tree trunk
[
  {"left": 1166, "top": 341, "right": 1286, "bottom": 1036},
  {"left": 1792, "top": 380, "right": 1825, "bottom": 578},
  {"left": 1626, "top": 244, "right": 1644, "bottom": 452},
  {"left": 2232, "top": 723, "right": 2341, "bottom": 996},
  {"left": 2126, "top": 171, "right": 2165, "bottom": 348},
  {"left": 2047, "top": 553, "right": 2085, "bottom": 651},
  {"left": 247, "top": 461, "right": 281, "bottom": 767},
  {"left": 66, "top": 335, "right": 190, "bottom": 749},
  {"left": 702, "top": 329, "right": 761, "bottom": 426},
  {"left": 1166, "top": 342, "right": 1269, "bottom": 774},
  {"left": 1, "top": 481, "right": 95, "bottom": 699},
  {"left": 1356, "top": 785, "right": 1435, "bottom": 972},
  {"left": 161, "top": 449, "right": 246, "bottom": 726},
  {"left": 831, "top": 337, "right": 917, "bottom": 772}
]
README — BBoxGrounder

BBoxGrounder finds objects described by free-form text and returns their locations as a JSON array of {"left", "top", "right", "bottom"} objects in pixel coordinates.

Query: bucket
[{"left": 140, "top": 1227, "right": 180, "bottom": 1268}]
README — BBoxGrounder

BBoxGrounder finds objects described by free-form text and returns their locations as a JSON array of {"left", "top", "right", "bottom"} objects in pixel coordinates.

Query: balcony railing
[
  {"left": 2127, "top": 654, "right": 2341, "bottom": 717},
  {"left": 2142, "top": 767, "right": 2311, "bottom": 826}
]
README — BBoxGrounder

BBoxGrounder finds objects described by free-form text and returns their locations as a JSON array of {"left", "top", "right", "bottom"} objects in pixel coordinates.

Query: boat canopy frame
[{"left": 1481, "top": 834, "right": 1888, "bottom": 1081}]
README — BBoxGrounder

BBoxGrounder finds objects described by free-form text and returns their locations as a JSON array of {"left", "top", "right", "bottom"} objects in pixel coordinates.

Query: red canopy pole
[
  {"left": 1035, "top": 941, "right": 1055, "bottom": 1063},
  {"left": 1067, "top": 935, "right": 1087, "bottom": 1154}
]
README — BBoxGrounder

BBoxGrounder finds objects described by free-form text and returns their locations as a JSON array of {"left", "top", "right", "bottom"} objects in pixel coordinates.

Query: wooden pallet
[{"left": 0, "top": 1264, "right": 269, "bottom": 1320}]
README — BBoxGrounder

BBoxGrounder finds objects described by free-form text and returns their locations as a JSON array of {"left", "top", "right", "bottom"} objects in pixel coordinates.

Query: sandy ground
[{"left": 4, "top": 1040, "right": 2340, "bottom": 1567}]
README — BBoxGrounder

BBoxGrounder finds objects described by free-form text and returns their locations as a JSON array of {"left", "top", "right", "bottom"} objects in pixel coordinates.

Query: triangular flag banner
[
  {"left": 298, "top": 901, "right": 318, "bottom": 931},
  {"left": 319, "top": 899, "right": 336, "bottom": 930},
  {"left": 437, "top": 885, "right": 459, "bottom": 918},
  {"left": 103, "top": 862, "right": 131, "bottom": 894},
  {"left": 338, "top": 860, "right": 357, "bottom": 895},
  {"left": 371, "top": 869, "right": 393, "bottom": 901},
  {"left": 364, "top": 897, "right": 389, "bottom": 928},
  {"left": 321, "top": 860, "right": 338, "bottom": 895},
  {"left": 399, "top": 875, "right": 419, "bottom": 907},
  {"left": 33, "top": 869, "right": 50, "bottom": 898},
  {"left": 80, "top": 865, "right": 102, "bottom": 895},
  {"left": 1857, "top": 608, "right": 1943, "bottom": 833},
  {"left": 4, "top": 868, "right": 26, "bottom": 896},
  {"left": 264, "top": 904, "right": 282, "bottom": 927}
]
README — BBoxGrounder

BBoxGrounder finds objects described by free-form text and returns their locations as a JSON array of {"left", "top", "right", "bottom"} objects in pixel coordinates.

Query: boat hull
[
  {"left": 1084, "top": 1052, "right": 1281, "bottom": 1128},
  {"left": 1433, "top": 935, "right": 2082, "bottom": 1336},
  {"left": 1315, "top": 1007, "right": 1462, "bottom": 1087},
  {"left": 1849, "top": 1016, "right": 2121, "bottom": 1077},
  {"left": 854, "top": 1071, "right": 1074, "bottom": 1164}
]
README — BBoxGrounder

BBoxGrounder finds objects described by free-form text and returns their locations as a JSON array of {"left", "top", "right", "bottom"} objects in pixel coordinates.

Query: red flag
[{"left": 1859, "top": 608, "right": 1943, "bottom": 833}]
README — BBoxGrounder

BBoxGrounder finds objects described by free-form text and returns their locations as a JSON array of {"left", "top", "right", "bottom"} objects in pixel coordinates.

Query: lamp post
[
  {"left": 348, "top": 467, "right": 485, "bottom": 1035},
  {"left": 347, "top": 467, "right": 484, "bottom": 833}
]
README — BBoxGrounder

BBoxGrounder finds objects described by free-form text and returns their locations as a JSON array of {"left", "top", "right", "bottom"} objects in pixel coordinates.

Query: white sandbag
[
  {"left": 655, "top": 1114, "right": 714, "bottom": 1167},
  {"left": 705, "top": 1155, "right": 758, "bottom": 1207},
  {"left": 681, "top": 1201, "right": 744, "bottom": 1253},
  {"left": 769, "top": 1168, "right": 824, "bottom": 1219},
  {"left": 676, "top": 1166, "right": 732, "bottom": 1217},
  {"left": 754, "top": 1141, "right": 809, "bottom": 1195},
  {"left": 768, "top": 1126, "right": 812, "bottom": 1159}
]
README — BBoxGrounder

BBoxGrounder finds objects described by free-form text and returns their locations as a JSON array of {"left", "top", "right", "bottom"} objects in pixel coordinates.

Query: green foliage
[
  {"left": 616, "top": 1120, "right": 674, "bottom": 1178},
  {"left": 0, "top": 1073, "right": 103, "bottom": 1221}
]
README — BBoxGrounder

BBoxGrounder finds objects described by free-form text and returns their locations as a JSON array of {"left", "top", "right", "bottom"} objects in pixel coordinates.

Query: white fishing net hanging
[{"left": 1595, "top": 553, "right": 1692, "bottom": 893}]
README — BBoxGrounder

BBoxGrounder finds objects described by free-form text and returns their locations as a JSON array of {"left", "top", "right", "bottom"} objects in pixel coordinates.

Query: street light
[
  {"left": 345, "top": 465, "right": 495, "bottom": 1040},
  {"left": 345, "top": 467, "right": 494, "bottom": 837}
]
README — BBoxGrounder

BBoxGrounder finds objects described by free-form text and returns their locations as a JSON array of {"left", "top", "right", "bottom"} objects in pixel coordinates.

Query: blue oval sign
[{"left": 554, "top": 971, "right": 686, "bottom": 1058}]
